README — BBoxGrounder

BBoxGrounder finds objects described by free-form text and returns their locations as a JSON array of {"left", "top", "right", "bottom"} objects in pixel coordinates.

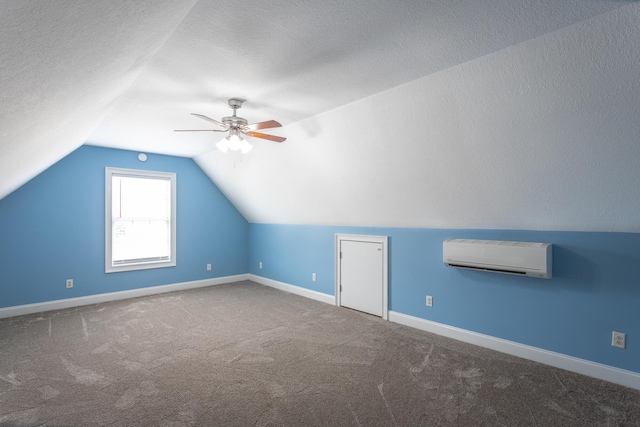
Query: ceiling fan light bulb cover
[
  {"left": 216, "top": 137, "right": 230, "bottom": 153},
  {"left": 240, "top": 139, "right": 253, "bottom": 154},
  {"left": 227, "top": 134, "right": 243, "bottom": 151}
]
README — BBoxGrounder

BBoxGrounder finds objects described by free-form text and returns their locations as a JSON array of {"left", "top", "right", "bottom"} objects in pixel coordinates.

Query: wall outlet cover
[{"left": 612, "top": 331, "right": 626, "bottom": 349}]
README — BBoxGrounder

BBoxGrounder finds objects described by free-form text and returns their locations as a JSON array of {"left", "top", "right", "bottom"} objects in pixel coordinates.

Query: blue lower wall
[
  {"left": 0, "top": 146, "right": 249, "bottom": 308},
  {"left": 2, "top": 147, "right": 638, "bottom": 376},
  {"left": 249, "top": 223, "right": 639, "bottom": 374}
]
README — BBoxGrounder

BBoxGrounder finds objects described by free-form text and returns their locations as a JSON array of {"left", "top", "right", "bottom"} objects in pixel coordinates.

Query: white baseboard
[
  {"left": 0, "top": 274, "right": 249, "bottom": 320},
  {"left": 248, "top": 274, "right": 335, "bottom": 305},
  {"left": 389, "top": 311, "right": 640, "bottom": 391}
]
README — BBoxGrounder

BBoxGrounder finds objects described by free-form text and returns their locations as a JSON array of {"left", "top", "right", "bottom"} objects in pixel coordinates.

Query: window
[{"left": 105, "top": 168, "right": 176, "bottom": 273}]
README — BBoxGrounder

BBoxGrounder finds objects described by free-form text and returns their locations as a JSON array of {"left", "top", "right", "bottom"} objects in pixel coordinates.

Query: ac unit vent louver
[{"left": 443, "top": 239, "right": 552, "bottom": 279}]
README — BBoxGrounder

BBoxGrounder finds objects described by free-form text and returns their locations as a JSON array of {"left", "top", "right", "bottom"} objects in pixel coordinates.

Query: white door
[{"left": 340, "top": 239, "right": 383, "bottom": 317}]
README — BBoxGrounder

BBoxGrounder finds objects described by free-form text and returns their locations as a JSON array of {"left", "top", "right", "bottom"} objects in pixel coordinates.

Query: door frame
[{"left": 335, "top": 234, "right": 389, "bottom": 320}]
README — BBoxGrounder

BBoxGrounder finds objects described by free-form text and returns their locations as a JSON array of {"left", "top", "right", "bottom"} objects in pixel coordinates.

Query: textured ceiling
[
  {"left": 0, "top": 0, "right": 197, "bottom": 199},
  {"left": 86, "top": 0, "right": 622, "bottom": 157},
  {"left": 2, "top": 1, "right": 639, "bottom": 231}
]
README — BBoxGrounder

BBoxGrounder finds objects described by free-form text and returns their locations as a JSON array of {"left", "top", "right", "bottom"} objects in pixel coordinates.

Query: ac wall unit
[{"left": 443, "top": 239, "right": 552, "bottom": 279}]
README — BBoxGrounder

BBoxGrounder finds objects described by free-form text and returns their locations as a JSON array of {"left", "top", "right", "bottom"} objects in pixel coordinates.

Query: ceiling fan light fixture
[{"left": 217, "top": 133, "right": 253, "bottom": 154}]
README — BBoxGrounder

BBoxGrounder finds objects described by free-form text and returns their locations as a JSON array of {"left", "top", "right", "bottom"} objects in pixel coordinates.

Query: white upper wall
[{"left": 195, "top": 5, "right": 640, "bottom": 232}]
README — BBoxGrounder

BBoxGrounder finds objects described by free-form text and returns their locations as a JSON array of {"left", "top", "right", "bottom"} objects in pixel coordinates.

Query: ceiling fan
[{"left": 175, "top": 98, "right": 286, "bottom": 154}]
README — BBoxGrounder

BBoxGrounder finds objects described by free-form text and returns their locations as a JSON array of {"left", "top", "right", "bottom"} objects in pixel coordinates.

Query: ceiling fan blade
[
  {"left": 191, "top": 113, "right": 228, "bottom": 129},
  {"left": 242, "top": 120, "right": 282, "bottom": 131},
  {"left": 246, "top": 131, "right": 286, "bottom": 143},
  {"left": 174, "top": 129, "right": 226, "bottom": 132}
]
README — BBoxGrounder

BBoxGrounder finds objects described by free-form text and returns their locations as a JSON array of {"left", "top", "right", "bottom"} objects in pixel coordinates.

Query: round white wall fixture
[{"left": 137, "top": 153, "right": 148, "bottom": 162}]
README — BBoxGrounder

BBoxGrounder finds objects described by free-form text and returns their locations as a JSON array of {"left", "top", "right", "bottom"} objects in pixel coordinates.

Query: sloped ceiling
[
  {"left": 2, "top": 1, "right": 639, "bottom": 231},
  {"left": 0, "top": 0, "right": 197, "bottom": 199}
]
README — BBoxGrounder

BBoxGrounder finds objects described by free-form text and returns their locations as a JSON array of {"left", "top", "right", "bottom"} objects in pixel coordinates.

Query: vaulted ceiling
[{"left": 2, "top": 1, "right": 639, "bottom": 231}]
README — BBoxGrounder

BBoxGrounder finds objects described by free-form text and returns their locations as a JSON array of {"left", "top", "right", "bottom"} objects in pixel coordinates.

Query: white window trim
[{"left": 105, "top": 167, "right": 177, "bottom": 273}]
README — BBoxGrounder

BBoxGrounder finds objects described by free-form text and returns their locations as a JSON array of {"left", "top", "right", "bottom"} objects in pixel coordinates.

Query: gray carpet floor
[{"left": 0, "top": 280, "right": 639, "bottom": 426}]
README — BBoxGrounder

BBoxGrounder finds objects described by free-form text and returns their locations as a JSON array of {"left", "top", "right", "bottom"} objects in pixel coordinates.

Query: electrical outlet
[
  {"left": 207, "top": 263, "right": 212, "bottom": 271},
  {"left": 612, "top": 331, "right": 626, "bottom": 349},
  {"left": 259, "top": 262, "right": 262, "bottom": 269},
  {"left": 312, "top": 273, "right": 316, "bottom": 282},
  {"left": 66, "top": 279, "right": 73, "bottom": 289},
  {"left": 426, "top": 295, "right": 433, "bottom": 307}
]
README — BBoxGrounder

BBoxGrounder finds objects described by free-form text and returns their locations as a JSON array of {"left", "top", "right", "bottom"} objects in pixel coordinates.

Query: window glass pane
[
  {"left": 106, "top": 168, "right": 176, "bottom": 272},
  {"left": 112, "top": 219, "right": 170, "bottom": 264},
  {"left": 112, "top": 176, "right": 170, "bottom": 220}
]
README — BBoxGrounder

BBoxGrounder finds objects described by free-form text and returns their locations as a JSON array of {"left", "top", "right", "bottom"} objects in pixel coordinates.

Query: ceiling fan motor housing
[
  {"left": 222, "top": 116, "right": 248, "bottom": 128},
  {"left": 222, "top": 98, "right": 248, "bottom": 129}
]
